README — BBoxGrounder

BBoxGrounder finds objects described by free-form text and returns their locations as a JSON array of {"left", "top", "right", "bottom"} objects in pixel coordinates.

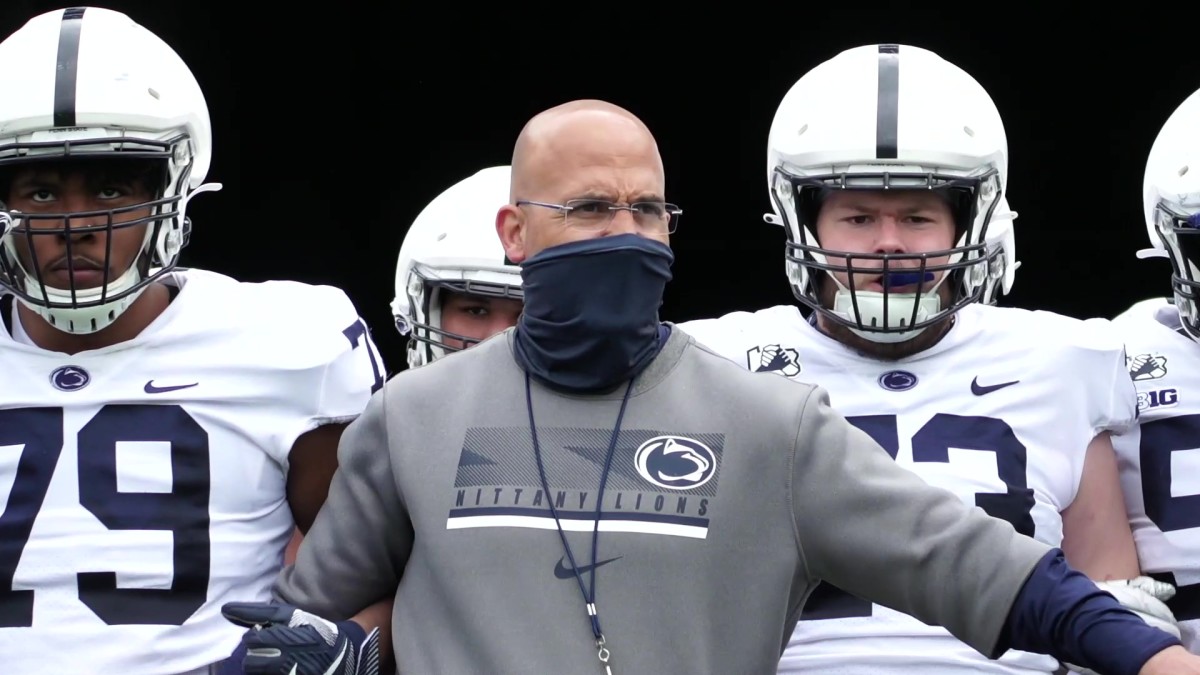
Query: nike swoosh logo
[
  {"left": 144, "top": 380, "right": 198, "bottom": 394},
  {"left": 971, "top": 376, "right": 1019, "bottom": 396},
  {"left": 554, "top": 556, "right": 622, "bottom": 580}
]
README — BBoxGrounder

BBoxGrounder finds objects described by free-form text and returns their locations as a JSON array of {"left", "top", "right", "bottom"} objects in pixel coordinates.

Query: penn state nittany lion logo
[
  {"left": 747, "top": 344, "right": 801, "bottom": 377},
  {"left": 634, "top": 435, "right": 717, "bottom": 491},
  {"left": 49, "top": 365, "right": 90, "bottom": 392}
]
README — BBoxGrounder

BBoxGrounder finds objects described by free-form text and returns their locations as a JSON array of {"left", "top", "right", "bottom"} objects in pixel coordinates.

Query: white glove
[{"left": 1066, "top": 576, "right": 1180, "bottom": 674}]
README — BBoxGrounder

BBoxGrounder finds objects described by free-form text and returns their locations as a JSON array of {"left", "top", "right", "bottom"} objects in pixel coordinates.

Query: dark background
[{"left": 3, "top": 2, "right": 1199, "bottom": 373}]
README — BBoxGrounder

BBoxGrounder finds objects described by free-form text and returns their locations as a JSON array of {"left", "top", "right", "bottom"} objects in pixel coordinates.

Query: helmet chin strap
[{"left": 828, "top": 269, "right": 945, "bottom": 344}]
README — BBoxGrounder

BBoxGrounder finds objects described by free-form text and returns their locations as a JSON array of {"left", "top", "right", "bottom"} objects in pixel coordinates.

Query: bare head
[{"left": 496, "top": 100, "right": 670, "bottom": 262}]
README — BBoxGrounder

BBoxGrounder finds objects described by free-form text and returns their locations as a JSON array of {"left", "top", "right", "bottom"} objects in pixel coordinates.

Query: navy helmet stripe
[
  {"left": 53, "top": 7, "right": 87, "bottom": 128},
  {"left": 876, "top": 43, "right": 900, "bottom": 159}
]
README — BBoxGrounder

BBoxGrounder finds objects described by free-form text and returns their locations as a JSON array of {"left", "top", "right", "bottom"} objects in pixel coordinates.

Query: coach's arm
[
  {"left": 275, "top": 384, "right": 409, "bottom": 641},
  {"left": 788, "top": 385, "right": 1196, "bottom": 675}
]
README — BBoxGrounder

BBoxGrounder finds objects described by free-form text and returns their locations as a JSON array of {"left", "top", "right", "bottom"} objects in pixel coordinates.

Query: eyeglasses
[{"left": 516, "top": 198, "right": 682, "bottom": 234}]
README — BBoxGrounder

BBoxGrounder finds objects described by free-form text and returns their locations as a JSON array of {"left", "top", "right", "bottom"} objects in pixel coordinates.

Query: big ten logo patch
[{"left": 1138, "top": 388, "right": 1179, "bottom": 412}]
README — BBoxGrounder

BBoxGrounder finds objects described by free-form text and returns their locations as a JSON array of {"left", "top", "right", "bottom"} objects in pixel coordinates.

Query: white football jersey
[
  {"left": 679, "top": 302, "right": 1137, "bottom": 674},
  {"left": 0, "top": 268, "right": 385, "bottom": 674},
  {"left": 1111, "top": 297, "right": 1200, "bottom": 652}
]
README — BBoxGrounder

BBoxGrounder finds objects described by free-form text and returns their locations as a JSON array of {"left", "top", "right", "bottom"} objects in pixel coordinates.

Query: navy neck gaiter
[{"left": 513, "top": 234, "right": 674, "bottom": 393}]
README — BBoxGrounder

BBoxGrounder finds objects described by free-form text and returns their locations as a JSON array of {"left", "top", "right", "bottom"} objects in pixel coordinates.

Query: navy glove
[{"left": 220, "top": 601, "right": 380, "bottom": 675}]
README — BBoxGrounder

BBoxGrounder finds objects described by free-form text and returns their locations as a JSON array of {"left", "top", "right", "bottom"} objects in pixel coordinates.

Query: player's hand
[
  {"left": 1138, "top": 645, "right": 1200, "bottom": 674},
  {"left": 219, "top": 601, "right": 380, "bottom": 675}
]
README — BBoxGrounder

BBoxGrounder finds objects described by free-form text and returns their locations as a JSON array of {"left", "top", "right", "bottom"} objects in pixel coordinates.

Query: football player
[
  {"left": 0, "top": 7, "right": 384, "bottom": 674},
  {"left": 390, "top": 164, "right": 525, "bottom": 369},
  {"left": 235, "top": 165, "right": 525, "bottom": 674},
  {"left": 679, "top": 43, "right": 1176, "bottom": 673},
  {"left": 1110, "top": 84, "right": 1200, "bottom": 653},
  {"left": 221, "top": 98, "right": 1200, "bottom": 675}
]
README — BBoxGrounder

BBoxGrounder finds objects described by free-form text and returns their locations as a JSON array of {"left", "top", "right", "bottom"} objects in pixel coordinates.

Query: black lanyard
[{"left": 524, "top": 371, "right": 636, "bottom": 674}]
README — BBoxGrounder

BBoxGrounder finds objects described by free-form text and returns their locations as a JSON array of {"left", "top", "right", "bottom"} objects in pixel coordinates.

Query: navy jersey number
[
  {"left": 800, "top": 413, "right": 1035, "bottom": 621},
  {"left": 0, "top": 404, "right": 210, "bottom": 627},
  {"left": 343, "top": 317, "right": 386, "bottom": 394},
  {"left": 1139, "top": 414, "right": 1200, "bottom": 621}
]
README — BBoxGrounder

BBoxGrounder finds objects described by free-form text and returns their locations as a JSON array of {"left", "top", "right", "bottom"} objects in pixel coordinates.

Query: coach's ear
[{"left": 496, "top": 203, "right": 528, "bottom": 265}]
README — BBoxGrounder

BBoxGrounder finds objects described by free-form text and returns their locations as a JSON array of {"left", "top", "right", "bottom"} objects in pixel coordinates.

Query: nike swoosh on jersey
[
  {"left": 144, "top": 380, "right": 199, "bottom": 394},
  {"left": 554, "top": 556, "right": 623, "bottom": 580},
  {"left": 970, "top": 376, "right": 1019, "bottom": 396}
]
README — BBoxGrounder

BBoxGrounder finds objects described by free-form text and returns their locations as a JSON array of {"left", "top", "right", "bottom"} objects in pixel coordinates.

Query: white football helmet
[
  {"left": 766, "top": 43, "right": 1016, "bottom": 343},
  {"left": 1140, "top": 85, "right": 1200, "bottom": 340},
  {"left": 0, "top": 7, "right": 220, "bottom": 334},
  {"left": 391, "top": 165, "right": 523, "bottom": 369}
]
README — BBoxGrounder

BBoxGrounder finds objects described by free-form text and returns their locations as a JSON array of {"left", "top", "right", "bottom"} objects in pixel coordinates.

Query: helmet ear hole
[{"left": 394, "top": 316, "right": 411, "bottom": 335}]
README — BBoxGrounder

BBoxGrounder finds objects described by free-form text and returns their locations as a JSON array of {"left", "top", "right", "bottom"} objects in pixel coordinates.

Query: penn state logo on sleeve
[
  {"left": 747, "top": 344, "right": 801, "bottom": 377},
  {"left": 445, "top": 427, "right": 723, "bottom": 540}
]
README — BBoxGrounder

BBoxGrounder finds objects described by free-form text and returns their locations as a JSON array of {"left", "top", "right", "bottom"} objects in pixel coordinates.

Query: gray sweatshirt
[{"left": 274, "top": 325, "right": 1051, "bottom": 674}]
